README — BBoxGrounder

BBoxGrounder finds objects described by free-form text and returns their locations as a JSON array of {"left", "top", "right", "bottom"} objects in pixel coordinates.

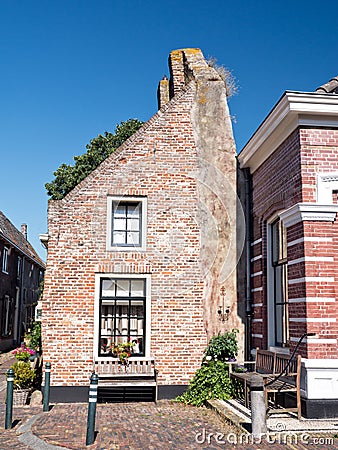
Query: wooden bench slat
[{"left": 230, "top": 349, "right": 301, "bottom": 419}]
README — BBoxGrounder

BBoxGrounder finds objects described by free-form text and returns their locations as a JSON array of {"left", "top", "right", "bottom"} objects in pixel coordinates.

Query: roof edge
[{"left": 238, "top": 91, "right": 338, "bottom": 173}]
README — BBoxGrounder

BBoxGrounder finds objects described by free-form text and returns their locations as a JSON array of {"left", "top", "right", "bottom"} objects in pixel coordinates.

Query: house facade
[
  {"left": 0, "top": 212, "right": 45, "bottom": 351},
  {"left": 42, "top": 48, "right": 246, "bottom": 402},
  {"left": 238, "top": 81, "right": 338, "bottom": 418}
]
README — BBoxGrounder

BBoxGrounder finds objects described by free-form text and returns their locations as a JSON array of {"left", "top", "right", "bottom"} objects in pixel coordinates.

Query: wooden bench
[
  {"left": 94, "top": 358, "right": 158, "bottom": 402},
  {"left": 230, "top": 348, "right": 301, "bottom": 419}
]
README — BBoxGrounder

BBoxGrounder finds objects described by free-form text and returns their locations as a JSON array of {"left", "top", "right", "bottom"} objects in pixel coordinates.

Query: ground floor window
[
  {"left": 2, "top": 295, "right": 13, "bottom": 337},
  {"left": 99, "top": 277, "right": 146, "bottom": 357},
  {"left": 271, "top": 218, "right": 289, "bottom": 347}
]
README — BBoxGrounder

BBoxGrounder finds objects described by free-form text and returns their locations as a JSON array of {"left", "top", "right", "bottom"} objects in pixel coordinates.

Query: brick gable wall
[{"left": 42, "top": 49, "right": 243, "bottom": 389}]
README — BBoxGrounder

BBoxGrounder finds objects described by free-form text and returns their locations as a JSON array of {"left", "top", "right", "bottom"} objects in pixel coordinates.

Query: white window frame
[
  {"left": 2, "top": 247, "right": 9, "bottom": 274},
  {"left": 106, "top": 196, "right": 147, "bottom": 251},
  {"left": 94, "top": 273, "right": 151, "bottom": 361}
]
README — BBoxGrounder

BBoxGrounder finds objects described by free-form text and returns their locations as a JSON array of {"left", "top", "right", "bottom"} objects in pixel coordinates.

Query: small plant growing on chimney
[{"left": 206, "top": 57, "right": 238, "bottom": 98}]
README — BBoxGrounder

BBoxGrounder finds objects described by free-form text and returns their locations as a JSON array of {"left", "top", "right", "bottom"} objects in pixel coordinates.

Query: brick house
[
  {"left": 42, "top": 48, "right": 245, "bottom": 402},
  {"left": 238, "top": 78, "right": 338, "bottom": 418},
  {"left": 0, "top": 211, "right": 45, "bottom": 351}
]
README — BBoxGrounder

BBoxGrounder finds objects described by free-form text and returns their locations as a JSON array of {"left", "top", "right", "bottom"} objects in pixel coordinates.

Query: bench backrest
[
  {"left": 95, "top": 358, "right": 156, "bottom": 376},
  {"left": 275, "top": 353, "right": 301, "bottom": 377},
  {"left": 255, "top": 348, "right": 276, "bottom": 374},
  {"left": 255, "top": 348, "right": 301, "bottom": 378}
]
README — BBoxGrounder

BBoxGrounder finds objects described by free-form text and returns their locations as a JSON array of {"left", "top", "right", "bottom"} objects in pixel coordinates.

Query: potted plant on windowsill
[{"left": 110, "top": 341, "right": 134, "bottom": 365}]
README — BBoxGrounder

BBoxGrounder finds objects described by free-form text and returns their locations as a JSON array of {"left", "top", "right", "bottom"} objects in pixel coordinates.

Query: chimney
[
  {"left": 21, "top": 224, "right": 27, "bottom": 240},
  {"left": 168, "top": 50, "right": 186, "bottom": 99},
  {"left": 168, "top": 48, "right": 213, "bottom": 100},
  {"left": 157, "top": 75, "right": 169, "bottom": 109}
]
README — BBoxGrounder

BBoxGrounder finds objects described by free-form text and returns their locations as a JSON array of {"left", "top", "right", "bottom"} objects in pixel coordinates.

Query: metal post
[
  {"left": 5, "top": 368, "right": 14, "bottom": 429},
  {"left": 86, "top": 373, "right": 98, "bottom": 446},
  {"left": 250, "top": 374, "right": 267, "bottom": 438},
  {"left": 43, "top": 362, "right": 51, "bottom": 412}
]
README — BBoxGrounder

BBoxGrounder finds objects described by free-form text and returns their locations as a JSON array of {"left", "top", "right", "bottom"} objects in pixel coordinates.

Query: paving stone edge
[{"left": 206, "top": 399, "right": 250, "bottom": 435}]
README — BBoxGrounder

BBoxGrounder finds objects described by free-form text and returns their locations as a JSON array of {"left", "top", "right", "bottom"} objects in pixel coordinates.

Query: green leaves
[
  {"left": 11, "top": 362, "right": 36, "bottom": 390},
  {"left": 176, "top": 330, "right": 240, "bottom": 407},
  {"left": 176, "top": 361, "right": 234, "bottom": 406},
  {"left": 204, "top": 329, "right": 239, "bottom": 362},
  {"left": 45, "top": 119, "right": 144, "bottom": 200}
]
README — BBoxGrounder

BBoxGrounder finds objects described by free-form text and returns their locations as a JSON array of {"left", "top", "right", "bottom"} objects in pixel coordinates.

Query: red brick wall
[
  {"left": 250, "top": 126, "right": 338, "bottom": 359},
  {"left": 43, "top": 84, "right": 209, "bottom": 386}
]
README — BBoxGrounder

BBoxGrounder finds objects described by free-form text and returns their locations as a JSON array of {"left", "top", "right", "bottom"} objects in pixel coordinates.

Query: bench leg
[{"left": 296, "top": 388, "right": 301, "bottom": 420}]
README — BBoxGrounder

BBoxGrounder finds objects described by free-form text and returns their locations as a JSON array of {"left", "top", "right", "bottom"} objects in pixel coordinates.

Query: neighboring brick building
[
  {"left": 42, "top": 48, "right": 245, "bottom": 402},
  {"left": 0, "top": 212, "right": 45, "bottom": 351},
  {"left": 238, "top": 79, "right": 338, "bottom": 418}
]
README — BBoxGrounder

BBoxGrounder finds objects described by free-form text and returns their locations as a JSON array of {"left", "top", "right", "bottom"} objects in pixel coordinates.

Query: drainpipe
[
  {"left": 17, "top": 256, "right": 25, "bottom": 345},
  {"left": 244, "top": 168, "right": 253, "bottom": 360}
]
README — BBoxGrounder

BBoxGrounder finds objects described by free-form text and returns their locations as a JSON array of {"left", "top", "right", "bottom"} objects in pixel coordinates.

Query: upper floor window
[
  {"left": 2, "top": 247, "right": 9, "bottom": 274},
  {"left": 107, "top": 196, "right": 147, "bottom": 251}
]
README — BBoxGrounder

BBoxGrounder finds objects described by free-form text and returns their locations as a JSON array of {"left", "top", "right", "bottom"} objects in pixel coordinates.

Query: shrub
[
  {"left": 176, "top": 330, "right": 240, "bottom": 406},
  {"left": 204, "top": 329, "right": 239, "bottom": 362},
  {"left": 11, "top": 362, "right": 36, "bottom": 390},
  {"left": 27, "top": 321, "right": 42, "bottom": 351},
  {"left": 176, "top": 361, "right": 234, "bottom": 406}
]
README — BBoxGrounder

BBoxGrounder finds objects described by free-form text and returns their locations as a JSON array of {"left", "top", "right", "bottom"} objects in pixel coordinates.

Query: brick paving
[
  {"left": 0, "top": 353, "right": 336, "bottom": 449},
  {"left": 31, "top": 401, "right": 238, "bottom": 449},
  {"left": 0, "top": 400, "right": 335, "bottom": 449}
]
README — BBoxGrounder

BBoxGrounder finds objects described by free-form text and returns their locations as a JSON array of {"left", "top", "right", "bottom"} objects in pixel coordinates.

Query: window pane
[
  {"left": 116, "top": 280, "right": 129, "bottom": 297},
  {"left": 102, "top": 280, "right": 116, "bottom": 297},
  {"left": 127, "top": 203, "right": 140, "bottom": 218},
  {"left": 130, "top": 281, "right": 144, "bottom": 297},
  {"left": 275, "top": 304, "right": 284, "bottom": 346},
  {"left": 113, "top": 231, "right": 125, "bottom": 244},
  {"left": 130, "top": 318, "right": 144, "bottom": 335},
  {"left": 127, "top": 231, "right": 140, "bottom": 245},
  {"left": 114, "top": 218, "right": 126, "bottom": 231},
  {"left": 113, "top": 204, "right": 126, "bottom": 218},
  {"left": 272, "top": 222, "right": 279, "bottom": 264},
  {"left": 127, "top": 218, "right": 139, "bottom": 231}
]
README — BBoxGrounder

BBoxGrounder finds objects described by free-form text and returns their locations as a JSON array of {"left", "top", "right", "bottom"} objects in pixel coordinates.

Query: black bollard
[
  {"left": 5, "top": 368, "right": 14, "bottom": 429},
  {"left": 43, "top": 362, "right": 51, "bottom": 412},
  {"left": 86, "top": 372, "right": 98, "bottom": 446}
]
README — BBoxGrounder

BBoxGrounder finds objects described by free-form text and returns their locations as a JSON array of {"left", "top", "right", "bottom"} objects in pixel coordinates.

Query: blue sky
[{"left": 1, "top": 0, "right": 337, "bottom": 260}]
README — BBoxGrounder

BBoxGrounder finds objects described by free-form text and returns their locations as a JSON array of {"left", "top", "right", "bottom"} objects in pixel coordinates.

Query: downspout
[
  {"left": 17, "top": 256, "right": 25, "bottom": 345},
  {"left": 244, "top": 168, "right": 253, "bottom": 360}
]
